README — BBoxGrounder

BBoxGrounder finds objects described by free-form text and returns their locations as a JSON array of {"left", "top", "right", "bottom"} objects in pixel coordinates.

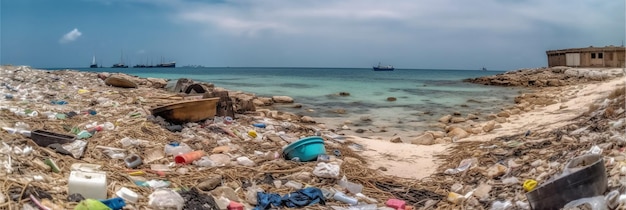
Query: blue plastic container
[{"left": 282, "top": 136, "right": 326, "bottom": 162}]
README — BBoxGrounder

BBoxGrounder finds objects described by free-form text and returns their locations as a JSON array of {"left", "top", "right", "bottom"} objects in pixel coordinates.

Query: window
[
  {"left": 598, "top": 53, "right": 603, "bottom": 59},
  {"left": 591, "top": 53, "right": 596, "bottom": 59}
]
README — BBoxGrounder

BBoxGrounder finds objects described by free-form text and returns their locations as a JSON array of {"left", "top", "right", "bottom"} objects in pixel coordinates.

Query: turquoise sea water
[{"left": 57, "top": 67, "right": 523, "bottom": 135}]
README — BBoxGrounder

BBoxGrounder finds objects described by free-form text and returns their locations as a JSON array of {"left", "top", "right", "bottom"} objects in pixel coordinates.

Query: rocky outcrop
[{"left": 464, "top": 67, "right": 619, "bottom": 87}]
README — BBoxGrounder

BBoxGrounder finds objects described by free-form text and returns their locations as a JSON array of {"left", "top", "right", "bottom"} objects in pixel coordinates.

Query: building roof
[{"left": 546, "top": 46, "right": 625, "bottom": 54}]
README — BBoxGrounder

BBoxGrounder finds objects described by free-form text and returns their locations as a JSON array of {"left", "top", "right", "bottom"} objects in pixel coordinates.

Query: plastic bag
[
  {"left": 148, "top": 189, "right": 184, "bottom": 210},
  {"left": 445, "top": 158, "right": 477, "bottom": 174},
  {"left": 562, "top": 196, "right": 607, "bottom": 210},
  {"left": 312, "top": 162, "right": 340, "bottom": 178}
]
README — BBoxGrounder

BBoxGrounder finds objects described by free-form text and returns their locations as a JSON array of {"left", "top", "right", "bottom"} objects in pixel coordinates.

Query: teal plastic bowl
[{"left": 282, "top": 136, "right": 326, "bottom": 162}]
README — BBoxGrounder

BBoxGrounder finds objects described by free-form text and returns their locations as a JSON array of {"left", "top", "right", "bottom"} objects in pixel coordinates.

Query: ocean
[{"left": 56, "top": 67, "right": 525, "bottom": 138}]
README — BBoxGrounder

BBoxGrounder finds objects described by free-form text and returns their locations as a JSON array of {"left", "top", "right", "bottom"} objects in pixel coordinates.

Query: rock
[
  {"left": 338, "top": 92, "right": 350, "bottom": 96},
  {"left": 257, "top": 97, "right": 274, "bottom": 105},
  {"left": 559, "top": 104, "right": 568, "bottom": 109},
  {"left": 390, "top": 136, "right": 402, "bottom": 143},
  {"left": 434, "top": 138, "right": 447, "bottom": 144},
  {"left": 509, "top": 108, "right": 521, "bottom": 115},
  {"left": 439, "top": 115, "right": 452, "bottom": 123},
  {"left": 272, "top": 96, "right": 294, "bottom": 103},
  {"left": 447, "top": 127, "right": 469, "bottom": 140},
  {"left": 252, "top": 99, "right": 266, "bottom": 106},
  {"left": 387, "top": 97, "right": 397, "bottom": 101},
  {"left": 355, "top": 128, "right": 365, "bottom": 133},
  {"left": 300, "top": 116, "right": 315, "bottom": 123},
  {"left": 486, "top": 114, "right": 498, "bottom": 120},
  {"left": 292, "top": 103, "right": 303, "bottom": 108},
  {"left": 450, "top": 117, "right": 466, "bottom": 123},
  {"left": 483, "top": 121, "right": 496, "bottom": 132},
  {"left": 147, "top": 78, "right": 168, "bottom": 88},
  {"left": 496, "top": 111, "right": 510, "bottom": 118},
  {"left": 359, "top": 116, "right": 372, "bottom": 121},
  {"left": 466, "top": 114, "right": 479, "bottom": 120},
  {"left": 495, "top": 117, "right": 507, "bottom": 123},
  {"left": 334, "top": 109, "right": 347, "bottom": 114},
  {"left": 344, "top": 120, "right": 352, "bottom": 125},
  {"left": 198, "top": 175, "right": 222, "bottom": 191},
  {"left": 411, "top": 133, "right": 435, "bottom": 145},
  {"left": 426, "top": 131, "right": 446, "bottom": 139}
]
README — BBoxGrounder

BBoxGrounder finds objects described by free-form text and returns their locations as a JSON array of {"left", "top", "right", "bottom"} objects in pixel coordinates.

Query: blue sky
[{"left": 1, "top": 0, "right": 624, "bottom": 69}]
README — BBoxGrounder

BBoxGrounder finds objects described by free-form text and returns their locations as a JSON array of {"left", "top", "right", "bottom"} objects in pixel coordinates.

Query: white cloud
[{"left": 59, "top": 28, "right": 82, "bottom": 44}]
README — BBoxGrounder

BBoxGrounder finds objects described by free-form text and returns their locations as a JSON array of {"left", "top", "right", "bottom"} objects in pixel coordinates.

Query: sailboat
[
  {"left": 90, "top": 56, "right": 98, "bottom": 68},
  {"left": 112, "top": 51, "right": 128, "bottom": 68}
]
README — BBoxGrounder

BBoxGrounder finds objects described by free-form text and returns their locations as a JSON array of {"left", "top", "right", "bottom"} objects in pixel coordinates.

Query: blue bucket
[{"left": 282, "top": 136, "right": 326, "bottom": 162}]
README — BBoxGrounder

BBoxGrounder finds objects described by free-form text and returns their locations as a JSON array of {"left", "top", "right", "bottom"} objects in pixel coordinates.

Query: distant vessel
[
  {"left": 156, "top": 61, "right": 176, "bottom": 68},
  {"left": 89, "top": 56, "right": 98, "bottom": 68},
  {"left": 482, "top": 67, "right": 487, "bottom": 71},
  {"left": 156, "top": 57, "right": 176, "bottom": 68},
  {"left": 112, "top": 51, "right": 128, "bottom": 68},
  {"left": 373, "top": 62, "right": 394, "bottom": 71}
]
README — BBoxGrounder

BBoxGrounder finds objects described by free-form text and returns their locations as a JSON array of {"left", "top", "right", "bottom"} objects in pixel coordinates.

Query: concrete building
[{"left": 546, "top": 46, "right": 625, "bottom": 68}]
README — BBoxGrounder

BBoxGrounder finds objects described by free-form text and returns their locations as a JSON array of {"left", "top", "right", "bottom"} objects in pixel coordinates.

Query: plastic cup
[{"left": 174, "top": 151, "right": 205, "bottom": 164}]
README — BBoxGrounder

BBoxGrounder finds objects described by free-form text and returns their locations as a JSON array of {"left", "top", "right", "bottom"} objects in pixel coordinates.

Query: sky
[{"left": 0, "top": 0, "right": 624, "bottom": 70}]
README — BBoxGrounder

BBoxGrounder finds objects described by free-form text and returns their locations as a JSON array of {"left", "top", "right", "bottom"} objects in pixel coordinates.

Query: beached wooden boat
[
  {"left": 104, "top": 75, "right": 138, "bottom": 88},
  {"left": 151, "top": 97, "right": 220, "bottom": 124}
]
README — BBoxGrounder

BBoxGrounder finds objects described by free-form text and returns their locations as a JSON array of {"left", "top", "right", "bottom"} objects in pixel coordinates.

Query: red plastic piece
[
  {"left": 227, "top": 201, "right": 244, "bottom": 210},
  {"left": 386, "top": 198, "right": 406, "bottom": 210}
]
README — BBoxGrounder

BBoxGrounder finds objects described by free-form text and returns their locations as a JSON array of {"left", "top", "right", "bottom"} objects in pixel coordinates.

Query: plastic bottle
[
  {"left": 164, "top": 143, "right": 192, "bottom": 156},
  {"left": 333, "top": 192, "right": 358, "bottom": 205}
]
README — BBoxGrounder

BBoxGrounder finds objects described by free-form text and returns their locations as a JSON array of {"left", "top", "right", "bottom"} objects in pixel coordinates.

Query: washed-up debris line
[
  {"left": 0, "top": 66, "right": 443, "bottom": 209},
  {"left": 1, "top": 65, "right": 625, "bottom": 210}
]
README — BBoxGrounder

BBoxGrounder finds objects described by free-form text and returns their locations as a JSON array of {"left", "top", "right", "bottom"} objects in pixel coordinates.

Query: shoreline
[{"left": 0, "top": 65, "right": 624, "bottom": 209}]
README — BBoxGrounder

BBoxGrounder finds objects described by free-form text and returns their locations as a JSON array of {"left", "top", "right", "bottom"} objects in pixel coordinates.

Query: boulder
[
  {"left": 272, "top": 96, "right": 294, "bottom": 103},
  {"left": 450, "top": 117, "right": 466, "bottom": 123},
  {"left": 497, "top": 111, "right": 510, "bottom": 118},
  {"left": 300, "top": 116, "right": 315, "bottom": 123},
  {"left": 257, "top": 97, "right": 274, "bottom": 105},
  {"left": 486, "top": 114, "right": 498, "bottom": 120},
  {"left": 466, "top": 114, "right": 479, "bottom": 120},
  {"left": 146, "top": 78, "right": 168, "bottom": 88},
  {"left": 411, "top": 133, "right": 435, "bottom": 145},
  {"left": 387, "top": 97, "right": 397, "bottom": 101},
  {"left": 439, "top": 115, "right": 452, "bottom": 123},
  {"left": 252, "top": 99, "right": 266, "bottom": 106},
  {"left": 447, "top": 127, "right": 469, "bottom": 140},
  {"left": 390, "top": 136, "right": 402, "bottom": 143},
  {"left": 426, "top": 131, "right": 446, "bottom": 139},
  {"left": 483, "top": 121, "right": 496, "bottom": 132},
  {"left": 495, "top": 117, "right": 507, "bottom": 123}
]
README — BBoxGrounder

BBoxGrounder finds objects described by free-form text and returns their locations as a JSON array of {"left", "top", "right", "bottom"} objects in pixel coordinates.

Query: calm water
[{"left": 56, "top": 67, "right": 524, "bottom": 134}]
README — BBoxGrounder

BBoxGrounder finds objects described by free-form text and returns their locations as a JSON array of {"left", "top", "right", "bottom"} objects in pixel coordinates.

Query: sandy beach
[{"left": 0, "top": 65, "right": 624, "bottom": 209}]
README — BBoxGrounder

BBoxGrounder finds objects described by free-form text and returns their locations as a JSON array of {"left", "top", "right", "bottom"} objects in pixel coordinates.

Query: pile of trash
[
  {"left": 0, "top": 66, "right": 442, "bottom": 210},
  {"left": 1, "top": 65, "right": 624, "bottom": 210}
]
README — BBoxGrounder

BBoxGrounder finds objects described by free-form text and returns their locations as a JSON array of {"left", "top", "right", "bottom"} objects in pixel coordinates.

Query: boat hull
[
  {"left": 151, "top": 98, "right": 220, "bottom": 124},
  {"left": 373, "top": 67, "right": 394, "bottom": 71}
]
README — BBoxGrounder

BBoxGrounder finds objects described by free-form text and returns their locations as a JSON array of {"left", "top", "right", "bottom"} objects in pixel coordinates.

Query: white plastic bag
[{"left": 312, "top": 162, "right": 340, "bottom": 178}]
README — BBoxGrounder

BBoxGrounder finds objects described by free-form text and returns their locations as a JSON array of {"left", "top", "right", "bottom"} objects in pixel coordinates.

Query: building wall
[{"left": 546, "top": 47, "right": 625, "bottom": 67}]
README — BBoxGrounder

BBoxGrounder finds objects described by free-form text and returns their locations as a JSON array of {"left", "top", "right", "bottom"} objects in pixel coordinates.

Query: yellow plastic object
[
  {"left": 524, "top": 179, "right": 537, "bottom": 192},
  {"left": 74, "top": 199, "right": 111, "bottom": 210},
  {"left": 77, "top": 89, "right": 90, "bottom": 94},
  {"left": 248, "top": 130, "right": 258, "bottom": 138},
  {"left": 128, "top": 171, "right": 145, "bottom": 176}
]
